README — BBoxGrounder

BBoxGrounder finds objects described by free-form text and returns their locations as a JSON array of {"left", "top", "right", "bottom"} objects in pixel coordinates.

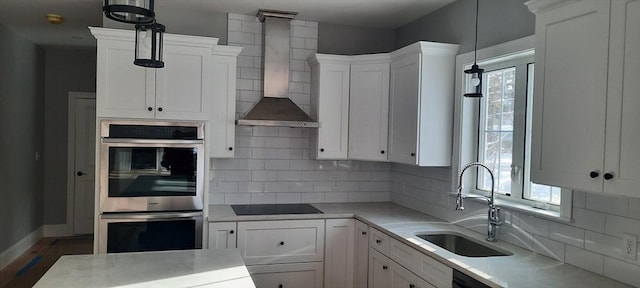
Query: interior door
[{"left": 74, "top": 97, "right": 96, "bottom": 235}]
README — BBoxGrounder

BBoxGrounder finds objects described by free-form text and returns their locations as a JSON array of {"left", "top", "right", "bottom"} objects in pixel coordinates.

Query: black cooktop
[{"left": 231, "top": 204, "right": 323, "bottom": 216}]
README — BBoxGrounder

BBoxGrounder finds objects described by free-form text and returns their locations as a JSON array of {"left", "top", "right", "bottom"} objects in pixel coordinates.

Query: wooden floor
[{"left": 0, "top": 236, "right": 93, "bottom": 288}]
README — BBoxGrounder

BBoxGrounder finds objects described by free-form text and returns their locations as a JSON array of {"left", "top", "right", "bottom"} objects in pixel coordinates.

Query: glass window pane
[{"left": 478, "top": 67, "right": 515, "bottom": 195}]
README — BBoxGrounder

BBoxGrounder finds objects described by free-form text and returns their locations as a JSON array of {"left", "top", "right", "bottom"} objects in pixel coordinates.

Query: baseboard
[
  {"left": 0, "top": 227, "right": 44, "bottom": 270},
  {"left": 43, "top": 224, "right": 72, "bottom": 238}
]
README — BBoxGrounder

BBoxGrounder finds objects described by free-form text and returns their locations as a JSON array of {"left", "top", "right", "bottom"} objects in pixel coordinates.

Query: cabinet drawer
[
  {"left": 369, "top": 227, "right": 390, "bottom": 255},
  {"left": 237, "top": 220, "right": 325, "bottom": 265},
  {"left": 248, "top": 262, "right": 324, "bottom": 288},
  {"left": 389, "top": 238, "right": 452, "bottom": 288}
]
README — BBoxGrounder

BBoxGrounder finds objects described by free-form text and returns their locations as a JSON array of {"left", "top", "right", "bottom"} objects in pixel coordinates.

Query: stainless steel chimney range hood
[{"left": 236, "top": 9, "right": 319, "bottom": 128}]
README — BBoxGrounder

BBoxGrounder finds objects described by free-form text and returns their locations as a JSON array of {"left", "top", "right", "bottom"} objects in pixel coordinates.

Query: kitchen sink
[{"left": 416, "top": 233, "right": 512, "bottom": 257}]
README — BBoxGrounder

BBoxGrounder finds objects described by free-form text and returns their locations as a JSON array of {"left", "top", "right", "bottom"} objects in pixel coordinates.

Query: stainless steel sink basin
[{"left": 417, "top": 233, "right": 512, "bottom": 257}]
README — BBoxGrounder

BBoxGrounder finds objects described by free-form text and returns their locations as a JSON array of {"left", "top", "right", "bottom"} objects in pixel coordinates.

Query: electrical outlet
[{"left": 622, "top": 233, "right": 637, "bottom": 260}]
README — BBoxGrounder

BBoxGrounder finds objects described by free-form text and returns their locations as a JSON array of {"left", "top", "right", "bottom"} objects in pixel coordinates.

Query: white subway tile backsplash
[
  {"left": 306, "top": 38, "right": 318, "bottom": 50},
  {"left": 224, "top": 171, "right": 252, "bottom": 182},
  {"left": 605, "top": 214, "right": 640, "bottom": 238},
  {"left": 251, "top": 171, "right": 277, "bottom": 182},
  {"left": 349, "top": 171, "right": 372, "bottom": 181},
  {"left": 238, "top": 182, "right": 264, "bottom": 193},
  {"left": 264, "top": 159, "right": 290, "bottom": 171},
  {"left": 516, "top": 215, "right": 550, "bottom": 237},
  {"left": 326, "top": 171, "right": 350, "bottom": 181},
  {"left": 302, "top": 171, "right": 328, "bottom": 181},
  {"left": 277, "top": 171, "right": 302, "bottom": 181},
  {"left": 325, "top": 192, "right": 348, "bottom": 203},
  {"left": 241, "top": 21, "right": 261, "bottom": 34},
  {"left": 313, "top": 181, "right": 336, "bottom": 192},
  {"left": 586, "top": 193, "right": 629, "bottom": 217},
  {"left": 348, "top": 192, "right": 372, "bottom": 202},
  {"left": 276, "top": 193, "right": 301, "bottom": 204},
  {"left": 251, "top": 193, "right": 277, "bottom": 204},
  {"left": 228, "top": 14, "right": 256, "bottom": 21},
  {"left": 291, "top": 37, "right": 306, "bottom": 49},
  {"left": 291, "top": 25, "right": 318, "bottom": 38},
  {"left": 264, "top": 137, "right": 291, "bottom": 148},
  {"left": 573, "top": 191, "right": 587, "bottom": 208},
  {"left": 548, "top": 222, "right": 585, "bottom": 248},
  {"left": 336, "top": 181, "right": 359, "bottom": 192},
  {"left": 225, "top": 193, "right": 251, "bottom": 204},
  {"left": 301, "top": 192, "right": 325, "bottom": 203},
  {"left": 289, "top": 181, "right": 314, "bottom": 193},
  {"left": 603, "top": 257, "right": 640, "bottom": 287},
  {"left": 252, "top": 127, "right": 279, "bottom": 137},
  {"left": 237, "top": 159, "right": 265, "bottom": 170},
  {"left": 264, "top": 182, "right": 290, "bottom": 193},
  {"left": 565, "top": 245, "right": 604, "bottom": 274},
  {"left": 228, "top": 19, "right": 242, "bottom": 32},
  {"left": 228, "top": 31, "right": 255, "bottom": 45},
  {"left": 533, "top": 235, "right": 565, "bottom": 261},
  {"left": 572, "top": 208, "right": 607, "bottom": 233}
]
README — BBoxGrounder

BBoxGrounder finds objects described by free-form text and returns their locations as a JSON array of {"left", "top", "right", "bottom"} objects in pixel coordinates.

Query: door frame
[{"left": 66, "top": 92, "right": 96, "bottom": 235}]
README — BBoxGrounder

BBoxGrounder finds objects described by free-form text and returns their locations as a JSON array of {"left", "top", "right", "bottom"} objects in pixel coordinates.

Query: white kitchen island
[{"left": 34, "top": 249, "right": 256, "bottom": 288}]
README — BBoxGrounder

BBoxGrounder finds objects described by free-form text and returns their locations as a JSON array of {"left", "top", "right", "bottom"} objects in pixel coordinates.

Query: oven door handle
[
  {"left": 101, "top": 211, "right": 203, "bottom": 219},
  {"left": 102, "top": 138, "right": 204, "bottom": 145}
]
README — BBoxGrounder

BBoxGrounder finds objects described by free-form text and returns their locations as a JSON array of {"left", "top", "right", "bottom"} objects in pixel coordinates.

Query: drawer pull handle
[
  {"left": 362, "top": 231, "right": 367, "bottom": 235},
  {"left": 590, "top": 171, "right": 599, "bottom": 178},
  {"left": 409, "top": 285, "right": 415, "bottom": 288},
  {"left": 229, "top": 230, "right": 234, "bottom": 234},
  {"left": 279, "top": 241, "right": 285, "bottom": 246},
  {"left": 376, "top": 239, "right": 382, "bottom": 244},
  {"left": 382, "top": 265, "right": 388, "bottom": 270},
  {"left": 604, "top": 172, "right": 614, "bottom": 180}
]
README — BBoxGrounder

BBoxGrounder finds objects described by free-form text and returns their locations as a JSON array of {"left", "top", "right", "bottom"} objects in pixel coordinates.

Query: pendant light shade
[
  {"left": 103, "top": 0, "right": 155, "bottom": 24},
  {"left": 464, "top": 0, "right": 483, "bottom": 98},
  {"left": 134, "top": 22, "right": 164, "bottom": 68}
]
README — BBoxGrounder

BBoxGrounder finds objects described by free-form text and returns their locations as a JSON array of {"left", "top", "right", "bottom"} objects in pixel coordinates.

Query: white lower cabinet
[
  {"left": 354, "top": 220, "right": 369, "bottom": 288},
  {"left": 324, "top": 219, "right": 355, "bottom": 288},
  {"left": 369, "top": 248, "right": 391, "bottom": 288},
  {"left": 207, "top": 222, "right": 237, "bottom": 249},
  {"left": 390, "top": 260, "right": 434, "bottom": 288},
  {"left": 248, "top": 262, "right": 324, "bottom": 288},
  {"left": 236, "top": 220, "right": 325, "bottom": 288}
]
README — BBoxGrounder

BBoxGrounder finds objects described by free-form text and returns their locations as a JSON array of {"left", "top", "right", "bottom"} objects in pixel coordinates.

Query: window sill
[{"left": 462, "top": 193, "right": 574, "bottom": 224}]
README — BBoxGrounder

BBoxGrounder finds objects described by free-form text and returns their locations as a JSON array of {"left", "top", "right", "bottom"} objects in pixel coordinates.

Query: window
[{"left": 454, "top": 36, "right": 571, "bottom": 219}]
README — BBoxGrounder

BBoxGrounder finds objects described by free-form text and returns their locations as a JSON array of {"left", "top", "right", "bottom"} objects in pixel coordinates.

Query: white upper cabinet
[
  {"left": 527, "top": 0, "right": 640, "bottom": 196},
  {"left": 309, "top": 53, "right": 391, "bottom": 161},
  {"left": 388, "top": 42, "right": 459, "bottom": 166},
  {"left": 349, "top": 54, "right": 391, "bottom": 162},
  {"left": 209, "top": 46, "right": 242, "bottom": 158},
  {"left": 90, "top": 27, "right": 217, "bottom": 121},
  {"left": 309, "top": 54, "right": 351, "bottom": 160}
]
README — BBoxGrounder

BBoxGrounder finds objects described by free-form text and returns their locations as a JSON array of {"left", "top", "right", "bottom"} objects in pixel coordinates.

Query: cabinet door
[
  {"left": 354, "top": 220, "right": 369, "bottom": 288},
  {"left": 312, "top": 61, "right": 350, "bottom": 160},
  {"left": 349, "top": 61, "right": 390, "bottom": 161},
  {"left": 248, "top": 262, "right": 324, "bottom": 288},
  {"left": 155, "top": 44, "right": 211, "bottom": 120},
  {"left": 390, "top": 261, "right": 435, "bottom": 288},
  {"left": 96, "top": 38, "right": 155, "bottom": 119},
  {"left": 389, "top": 53, "right": 420, "bottom": 165},
  {"left": 208, "top": 222, "right": 237, "bottom": 249},
  {"left": 369, "top": 249, "right": 391, "bottom": 288},
  {"left": 237, "top": 220, "right": 325, "bottom": 265},
  {"left": 324, "top": 219, "right": 355, "bottom": 288},
  {"left": 604, "top": 0, "right": 640, "bottom": 196},
  {"left": 209, "top": 51, "right": 240, "bottom": 158},
  {"left": 530, "top": 0, "right": 611, "bottom": 192}
]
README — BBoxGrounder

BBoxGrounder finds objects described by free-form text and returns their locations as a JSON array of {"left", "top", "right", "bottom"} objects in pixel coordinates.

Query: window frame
[{"left": 452, "top": 36, "right": 572, "bottom": 221}]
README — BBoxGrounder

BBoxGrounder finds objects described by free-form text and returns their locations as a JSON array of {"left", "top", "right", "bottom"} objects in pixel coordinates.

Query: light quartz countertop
[
  {"left": 208, "top": 202, "right": 632, "bottom": 288},
  {"left": 34, "top": 249, "right": 255, "bottom": 288}
]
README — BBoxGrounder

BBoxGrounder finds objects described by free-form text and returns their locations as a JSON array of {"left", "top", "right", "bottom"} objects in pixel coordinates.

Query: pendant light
[
  {"left": 464, "top": 0, "right": 484, "bottom": 98},
  {"left": 134, "top": 21, "right": 165, "bottom": 68},
  {"left": 103, "top": 0, "right": 155, "bottom": 24}
]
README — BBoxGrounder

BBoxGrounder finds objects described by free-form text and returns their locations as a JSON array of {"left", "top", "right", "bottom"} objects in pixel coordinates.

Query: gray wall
[
  {"left": 318, "top": 23, "right": 396, "bottom": 55},
  {"left": 396, "top": 0, "right": 534, "bottom": 53},
  {"left": 0, "top": 23, "right": 45, "bottom": 252},
  {"left": 43, "top": 47, "right": 96, "bottom": 225}
]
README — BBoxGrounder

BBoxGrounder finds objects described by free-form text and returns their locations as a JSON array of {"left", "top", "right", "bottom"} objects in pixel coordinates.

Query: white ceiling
[{"left": 0, "top": 0, "right": 455, "bottom": 48}]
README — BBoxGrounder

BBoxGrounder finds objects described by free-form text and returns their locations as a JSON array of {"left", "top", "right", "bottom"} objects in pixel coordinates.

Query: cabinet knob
[
  {"left": 279, "top": 285, "right": 283, "bottom": 288},
  {"left": 279, "top": 241, "right": 285, "bottom": 246},
  {"left": 362, "top": 231, "right": 367, "bottom": 235},
  {"left": 157, "top": 107, "right": 163, "bottom": 112},
  {"left": 320, "top": 148, "right": 325, "bottom": 152},
  {"left": 76, "top": 171, "right": 86, "bottom": 176},
  {"left": 147, "top": 107, "right": 153, "bottom": 111},
  {"left": 410, "top": 285, "right": 415, "bottom": 288},
  {"left": 382, "top": 265, "right": 388, "bottom": 270},
  {"left": 589, "top": 171, "right": 599, "bottom": 178},
  {"left": 410, "top": 153, "right": 416, "bottom": 157},
  {"left": 376, "top": 239, "right": 381, "bottom": 244},
  {"left": 229, "top": 230, "right": 234, "bottom": 234},
  {"left": 228, "top": 147, "right": 233, "bottom": 151},
  {"left": 604, "top": 172, "right": 614, "bottom": 180},
  {"left": 380, "top": 150, "right": 385, "bottom": 154}
]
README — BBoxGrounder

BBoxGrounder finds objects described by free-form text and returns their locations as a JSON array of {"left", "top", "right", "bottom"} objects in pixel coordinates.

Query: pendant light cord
[{"left": 474, "top": 0, "right": 479, "bottom": 63}]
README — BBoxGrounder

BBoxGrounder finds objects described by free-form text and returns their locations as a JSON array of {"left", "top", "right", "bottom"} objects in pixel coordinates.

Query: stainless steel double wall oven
[{"left": 98, "top": 120, "right": 204, "bottom": 253}]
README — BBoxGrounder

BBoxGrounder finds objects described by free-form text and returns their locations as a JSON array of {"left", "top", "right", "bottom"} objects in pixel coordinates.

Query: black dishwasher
[{"left": 453, "top": 270, "right": 491, "bottom": 288}]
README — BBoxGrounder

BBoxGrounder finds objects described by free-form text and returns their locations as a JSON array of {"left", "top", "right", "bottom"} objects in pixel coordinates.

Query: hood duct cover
[{"left": 236, "top": 10, "right": 319, "bottom": 128}]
